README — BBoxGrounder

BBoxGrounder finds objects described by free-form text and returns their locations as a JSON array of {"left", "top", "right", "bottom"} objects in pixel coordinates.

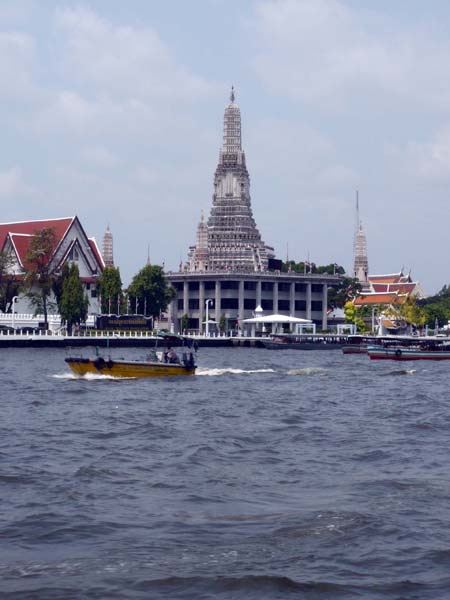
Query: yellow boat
[{"left": 65, "top": 355, "right": 196, "bottom": 378}]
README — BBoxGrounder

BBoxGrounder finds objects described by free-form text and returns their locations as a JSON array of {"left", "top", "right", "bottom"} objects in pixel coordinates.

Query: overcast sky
[{"left": 2, "top": 0, "right": 450, "bottom": 293}]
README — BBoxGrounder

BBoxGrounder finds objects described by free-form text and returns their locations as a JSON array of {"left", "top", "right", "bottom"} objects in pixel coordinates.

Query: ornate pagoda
[{"left": 187, "top": 87, "right": 274, "bottom": 272}]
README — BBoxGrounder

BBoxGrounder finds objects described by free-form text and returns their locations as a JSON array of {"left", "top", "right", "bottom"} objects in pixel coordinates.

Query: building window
[
  {"left": 188, "top": 318, "right": 199, "bottom": 329},
  {"left": 91, "top": 289, "right": 97, "bottom": 298},
  {"left": 295, "top": 283, "right": 306, "bottom": 292},
  {"left": 189, "top": 281, "right": 199, "bottom": 291},
  {"left": 174, "top": 282, "right": 184, "bottom": 292},
  {"left": 261, "top": 299, "right": 273, "bottom": 310},
  {"left": 221, "top": 298, "right": 239, "bottom": 309},
  {"left": 244, "top": 281, "right": 256, "bottom": 290},
  {"left": 68, "top": 246, "right": 79, "bottom": 261},
  {"left": 295, "top": 300, "right": 306, "bottom": 311},
  {"left": 189, "top": 299, "right": 199, "bottom": 310},
  {"left": 262, "top": 282, "right": 273, "bottom": 291},
  {"left": 312, "top": 284, "right": 323, "bottom": 293},
  {"left": 278, "top": 283, "right": 290, "bottom": 292},
  {"left": 244, "top": 298, "right": 256, "bottom": 310},
  {"left": 278, "top": 300, "right": 290, "bottom": 311},
  {"left": 221, "top": 280, "right": 239, "bottom": 290},
  {"left": 311, "top": 301, "right": 323, "bottom": 312},
  {"left": 177, "top": 299, "right": 184, "bottom": 310},
  {"left": 205, "top": 281, "right": 215, "bottom": 290}
]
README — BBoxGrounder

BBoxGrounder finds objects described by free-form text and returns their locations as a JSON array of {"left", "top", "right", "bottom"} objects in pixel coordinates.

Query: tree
[
  {"left": 59, "top": 263, "right": 89, "bottom": 334},
  {"left": 400, "top": 295, "right": 427, "bottom": 330},
  {"left": 282, "top": 260, "right": 346, "bottom": 276},
  {"left": 344, "top": 300, "right": 368, "bottom": 332},
  {"left": 127, "top": 265, "right": 175, "bottom": 318},
  {"left": 219, "top": 314, "right": 226, "bottom": 333},
  {"left": 0, "top": 250, "right": 21, "bottom": 313},
  {"left": 417, "top": 284, "right": 450, "bottom": 328},
  {"left": 180, "top": 313, "right": 189, "bottom": 333},
  {"left": 98, "top": 266, "right": 123, "bottom": 314},
  {"left": 53, "top": 262, "right": 70, "bottom": 309},
  {"left": 328, "top": 276, "right": 362, "bottom": 308},
  {"left": 25, "top": 227, "right": 57, "bottom": 328}
]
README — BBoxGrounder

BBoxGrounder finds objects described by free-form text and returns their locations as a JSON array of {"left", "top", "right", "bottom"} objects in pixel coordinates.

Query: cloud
[
  {"left": 81, "top": 146, "right": 119, "bottom": 169},
  {"left": 0, "top": 167, "right": 34, "bottom": 199},
  {"left": 0, "top": 31, "right": 36, "bottom": 103},
  {"left": 249, "top": 0, "right": 450, "bottom": 112},
  {"left": 388, "top": 126, "right": 450, "bottom": 182},
  {"left": 53, "top": 6, "right": 218, "bottom": 103}
]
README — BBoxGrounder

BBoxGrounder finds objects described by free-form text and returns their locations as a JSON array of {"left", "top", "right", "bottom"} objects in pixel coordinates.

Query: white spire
[
  {"left": 353, "top": 191, "right": 368, "bottom": 283},
  {"left": 223, "top": 86, "right": 241, "bottom": 153},
  {"left": 102, "top": 224, "right": 114, "bottom": 267}
]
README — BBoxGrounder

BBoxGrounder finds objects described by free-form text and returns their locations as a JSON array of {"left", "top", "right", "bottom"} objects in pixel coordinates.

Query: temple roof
[
  {"left": 354, "top": 292, "right": 408, "bottom": 306},
  {"left": 0, "top": 217, "right": 74, "bottom": 252},
  {"left": 0, "top": 216, "right": 104, "bottom": 273}
]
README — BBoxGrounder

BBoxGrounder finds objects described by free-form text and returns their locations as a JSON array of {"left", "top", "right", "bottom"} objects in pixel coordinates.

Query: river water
[{"left": 1, "top": 346, "right": 450, "bottom": 599}]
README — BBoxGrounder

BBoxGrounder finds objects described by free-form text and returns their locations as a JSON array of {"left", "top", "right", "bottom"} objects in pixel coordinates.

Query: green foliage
[
  {"left": 180, "top": 313, "right": 189, "bottom": 332},
  {"left": 53, "top": 263, "right": 70, "bottom": 308},
  {"left": 344, "top": 300, "right": 369, "bottom": 332},
  {"left": 98, "top": 266, "right": 123, "bottom": 314},
  {"left": 344, "top": 301, "right": 356, "bottom": 323},
  {"left": 127, "top": 264, "right": 174, "bottom": 317},
  {"left": 400, "top": 295, "right": 427, "bottom": 328},
  {"left": 282, "top": 261, "right": 345, "bottom": 275},
  {"left": 59, "top": 263, "right": 89, "bottom": 334},
  {"left": 328, "top": 277, "right": 362, "bottom": 308},
  {"left": 219, "top": 315, "right": 226, "bottom": 332},
  {"left": 417, "top": 285, "right": 450, "bottom": 328},
  {"left": 0, "top": 250, "right": 21, "bottom": 312},
  {"left": 25, "top": 227, "right": 57, "bottom": 327}
]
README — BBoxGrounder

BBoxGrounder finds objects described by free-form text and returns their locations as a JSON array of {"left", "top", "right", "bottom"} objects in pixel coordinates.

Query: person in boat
[{"left": 164, "top": 346, "right": 180, "bottom": 364}]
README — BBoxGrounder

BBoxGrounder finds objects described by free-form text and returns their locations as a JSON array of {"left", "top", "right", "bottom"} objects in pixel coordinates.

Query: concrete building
[{"left": 167, "top": 89, "right": 339, "bottom": 333}]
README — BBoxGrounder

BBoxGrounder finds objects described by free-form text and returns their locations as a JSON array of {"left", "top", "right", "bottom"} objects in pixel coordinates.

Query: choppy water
[{"left": 2, "top": 346, "right": 450, "bottom": 599}]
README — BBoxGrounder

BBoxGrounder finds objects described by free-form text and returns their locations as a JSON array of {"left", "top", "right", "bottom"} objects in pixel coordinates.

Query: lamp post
[
  {"left": 205, "top": 299, "right": 213, "bottom": 337},
  {"left": 11, "top": 296, "right": 18, "bottom": 332}
]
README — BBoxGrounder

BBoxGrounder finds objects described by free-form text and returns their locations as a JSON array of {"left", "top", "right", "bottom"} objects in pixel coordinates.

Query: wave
[
  {"left": 196, "top": 367, "right": 275, "bottom": 376},
  {"left": 382, "top": 369, "right": 416, "bottom": 376},
  {"left": 287, "top": 367, "right": 328, "bottom": 376},
  {"left": 131, "top": 574, "right": 349, "bottom": 596},
  {"left": 52, "top": 372, "right": 135, "bottom": 380}
]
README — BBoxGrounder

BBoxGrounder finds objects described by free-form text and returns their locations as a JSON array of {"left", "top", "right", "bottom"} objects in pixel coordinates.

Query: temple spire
[
  {"left": 223, "top": 87, "right": 241, "bottom": 153},
  {"left": 353, "top": 191, "right": 369, "bottom": 284},
  {"left": 102, "top": 224, "right": 114, "bottom": 267}
]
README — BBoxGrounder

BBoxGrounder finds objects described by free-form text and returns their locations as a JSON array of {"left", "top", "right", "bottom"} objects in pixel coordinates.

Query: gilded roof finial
[{"left": 230, "top": 85, "right": 235, "bottom": 103}]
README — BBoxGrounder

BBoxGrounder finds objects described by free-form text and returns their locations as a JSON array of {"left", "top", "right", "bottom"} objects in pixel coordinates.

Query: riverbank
[{"left": 0, "top": 331, "right": 248, "bottom": 348}]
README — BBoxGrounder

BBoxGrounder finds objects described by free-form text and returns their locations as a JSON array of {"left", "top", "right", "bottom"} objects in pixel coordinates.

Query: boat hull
[
  {"left": 367, "top": 346, "right": 450, "bottom": 361},
  {"left": 65, "top": 357, "right": 196, "bottom": 377}
]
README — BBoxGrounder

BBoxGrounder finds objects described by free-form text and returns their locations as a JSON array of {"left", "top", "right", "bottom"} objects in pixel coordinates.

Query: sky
[{"left": 1, "top": 0, "right": 450, "bottom": 293}]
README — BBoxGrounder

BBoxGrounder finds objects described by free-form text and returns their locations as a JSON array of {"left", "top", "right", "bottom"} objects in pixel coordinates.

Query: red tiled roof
[
  {"left": 9, "top": 234, "right": 33, "bottom": 268},
  {"left": 371, "top": 282, "right": 417, "bottom": 294},
  {"left": 354, "top": 292, "right": 407, "bottom": 306},
  {"left": 0, "top": 217, "right": 74, "bottom": 253},
  {"left": 368, "top": 274, "right": 402, "bottom": 284},
  {"left": 88, "top": 238, "right": 105, "bottom": 270}
]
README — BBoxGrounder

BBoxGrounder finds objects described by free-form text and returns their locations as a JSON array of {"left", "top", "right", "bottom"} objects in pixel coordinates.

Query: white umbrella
[{"left": 242, "top": 314, "right": 312, "bottom": 324}]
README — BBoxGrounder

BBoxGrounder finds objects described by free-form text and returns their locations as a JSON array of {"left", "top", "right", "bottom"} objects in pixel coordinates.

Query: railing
[
  {"left": 0, "top": 313, "right": 96, "bottom": 331},
  {"left": 0, "top": 329, "right": 162, "bottom": 338}
]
